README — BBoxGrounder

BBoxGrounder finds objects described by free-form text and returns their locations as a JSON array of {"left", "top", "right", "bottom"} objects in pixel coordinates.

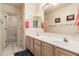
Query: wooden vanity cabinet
[
  {"left": 42, "top": 42, "right": 54, "bottom": 56},
  {"left": 54, "top": 47, "right": 77, "bottom": 56},
  {"left": 26, "top": 36, "right": 78, "bottom": 56}
]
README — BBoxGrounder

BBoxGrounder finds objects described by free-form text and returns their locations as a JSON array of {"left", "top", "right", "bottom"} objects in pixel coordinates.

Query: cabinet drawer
[
  {"left": 34, "top": 39, "right": 41, "bottom": 46},
  {"left": 34, "top": 44, "right": 41, "bottom": 51}
]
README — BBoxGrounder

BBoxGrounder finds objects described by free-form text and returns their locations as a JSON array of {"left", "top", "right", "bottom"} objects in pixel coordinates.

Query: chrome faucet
[
  {"left": 36, "top": 33, "right": 39, "bottom": 36},
  {"left": 63, "top": 37, "right": 69, "bottom": 42}
]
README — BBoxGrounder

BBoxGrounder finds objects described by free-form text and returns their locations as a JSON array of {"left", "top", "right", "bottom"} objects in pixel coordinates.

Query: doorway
[
  {"left": 7, "top": 15, "right": 17, "bottom": 44},
  {"left": 1, "top": 13, "right": 24, "bottom": 56}
]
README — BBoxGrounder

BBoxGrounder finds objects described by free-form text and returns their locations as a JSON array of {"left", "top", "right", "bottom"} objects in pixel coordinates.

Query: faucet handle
[
  {"left": 36, "top": 33, "right": 39, "bottom": 36},
  {"left": 64, "top": 37, "right": 69, "bottom": 42}
]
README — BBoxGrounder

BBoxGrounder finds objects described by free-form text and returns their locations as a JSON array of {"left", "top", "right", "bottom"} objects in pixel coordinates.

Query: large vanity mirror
[{"left": 32, "top": 16, "right": 41, "bottom": 28}]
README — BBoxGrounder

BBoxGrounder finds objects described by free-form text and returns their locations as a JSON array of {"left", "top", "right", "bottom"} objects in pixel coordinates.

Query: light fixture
[
  {"left": 52, "top": 3, "right": 58, "bottom": 6},
  {"left": 41, "top": 3, "right": 50, "bottom": 9},
  {"left": 41, "top": 3, "right": 58, "bottom": 9}
]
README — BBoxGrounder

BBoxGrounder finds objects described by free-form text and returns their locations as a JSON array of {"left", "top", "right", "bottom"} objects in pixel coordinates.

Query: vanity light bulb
[{"left": 50, "top": 3, "right": 58, "bottom": 6}]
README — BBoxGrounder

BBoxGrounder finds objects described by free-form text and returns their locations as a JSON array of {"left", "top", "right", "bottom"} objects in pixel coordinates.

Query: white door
[{"left": 7, "top": 16, "right": 17, "bottom": 43}]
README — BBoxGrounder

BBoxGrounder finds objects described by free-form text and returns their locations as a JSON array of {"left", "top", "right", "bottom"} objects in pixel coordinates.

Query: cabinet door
[
  {"left": 42, "top": 42, "right": 53, "bottom": 56},
  {"left": 26, "top": 36, "right": 30, "bottom": 49},
  {"left": 54, "top": 47, "right": 77, "bottom": 56},
  {"left": 34, "top": 39, "right": 41, "bottom": 46},
  {"left": 34, "top": 44, "right": 42, "bottom": 56},
  {"left": 29, "top": 38, "right": 34, "bottom": 53}
]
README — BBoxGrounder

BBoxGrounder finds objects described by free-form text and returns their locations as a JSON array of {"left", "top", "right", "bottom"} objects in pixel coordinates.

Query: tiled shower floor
[{"left": 1, "top": 42, "right": 24, "bottom": 56}]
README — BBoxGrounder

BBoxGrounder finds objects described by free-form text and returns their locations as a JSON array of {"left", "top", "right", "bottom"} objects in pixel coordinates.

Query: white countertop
[{"left": 26, "top": 33, "right": 79, "bottom": 55}]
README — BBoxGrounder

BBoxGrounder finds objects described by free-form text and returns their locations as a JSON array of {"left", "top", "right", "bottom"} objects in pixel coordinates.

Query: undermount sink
[
  {"left": 48, "top": 37, "right": 70, "bottom": 44},
  {"left": 35, "top": 33, "right": 70, "bottom": 43},
  {"left": 36, "top": 33, "right": 39, "bottom": 36}
]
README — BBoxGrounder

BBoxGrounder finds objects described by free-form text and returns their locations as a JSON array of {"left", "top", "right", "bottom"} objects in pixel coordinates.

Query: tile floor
[{"left": 1, "top": 42, "right": 24, "bottom": 56}]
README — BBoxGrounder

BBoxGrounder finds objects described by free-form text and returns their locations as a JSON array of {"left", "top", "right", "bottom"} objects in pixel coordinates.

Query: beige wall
[
  {"left": 44, "top": 4, "right": 79, "bottom": 35},
  {"left": 0, "top": 4, "right": 4, "bottom": 55}
]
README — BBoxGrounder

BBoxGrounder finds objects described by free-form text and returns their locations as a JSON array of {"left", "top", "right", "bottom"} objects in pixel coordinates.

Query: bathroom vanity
[{"left": 26, "top": 33, "right": 79, "bottom": 56}]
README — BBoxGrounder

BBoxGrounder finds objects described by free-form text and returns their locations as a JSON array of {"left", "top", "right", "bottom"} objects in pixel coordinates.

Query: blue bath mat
[{"left": 14, "top": 50, "right": 33, "bottom": 56}]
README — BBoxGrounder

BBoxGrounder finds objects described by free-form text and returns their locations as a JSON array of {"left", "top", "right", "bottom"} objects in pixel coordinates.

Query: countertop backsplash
[{"left": 25, "top": 28, "right": 44, "bottom": 35}]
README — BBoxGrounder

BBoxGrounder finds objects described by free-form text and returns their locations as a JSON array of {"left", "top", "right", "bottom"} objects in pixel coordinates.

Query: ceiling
[
  {"left": 4, "top": 3, "right": 24, "bottom": 9},
  {"left": 44, "top": 3, "right": 72, "bottom": 14},
  {"left": 3, "top": 3, "right": 72, "bottom": 14}
]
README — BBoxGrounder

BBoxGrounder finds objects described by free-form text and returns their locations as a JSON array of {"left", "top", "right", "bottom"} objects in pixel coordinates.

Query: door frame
[{"left": 3, "top": 11, "right": 19, "bottom": 46}]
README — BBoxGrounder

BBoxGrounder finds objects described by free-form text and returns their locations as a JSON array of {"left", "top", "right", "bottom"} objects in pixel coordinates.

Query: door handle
[{"left": 5, "top": 28, "right": 7, "bottom": 30}]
